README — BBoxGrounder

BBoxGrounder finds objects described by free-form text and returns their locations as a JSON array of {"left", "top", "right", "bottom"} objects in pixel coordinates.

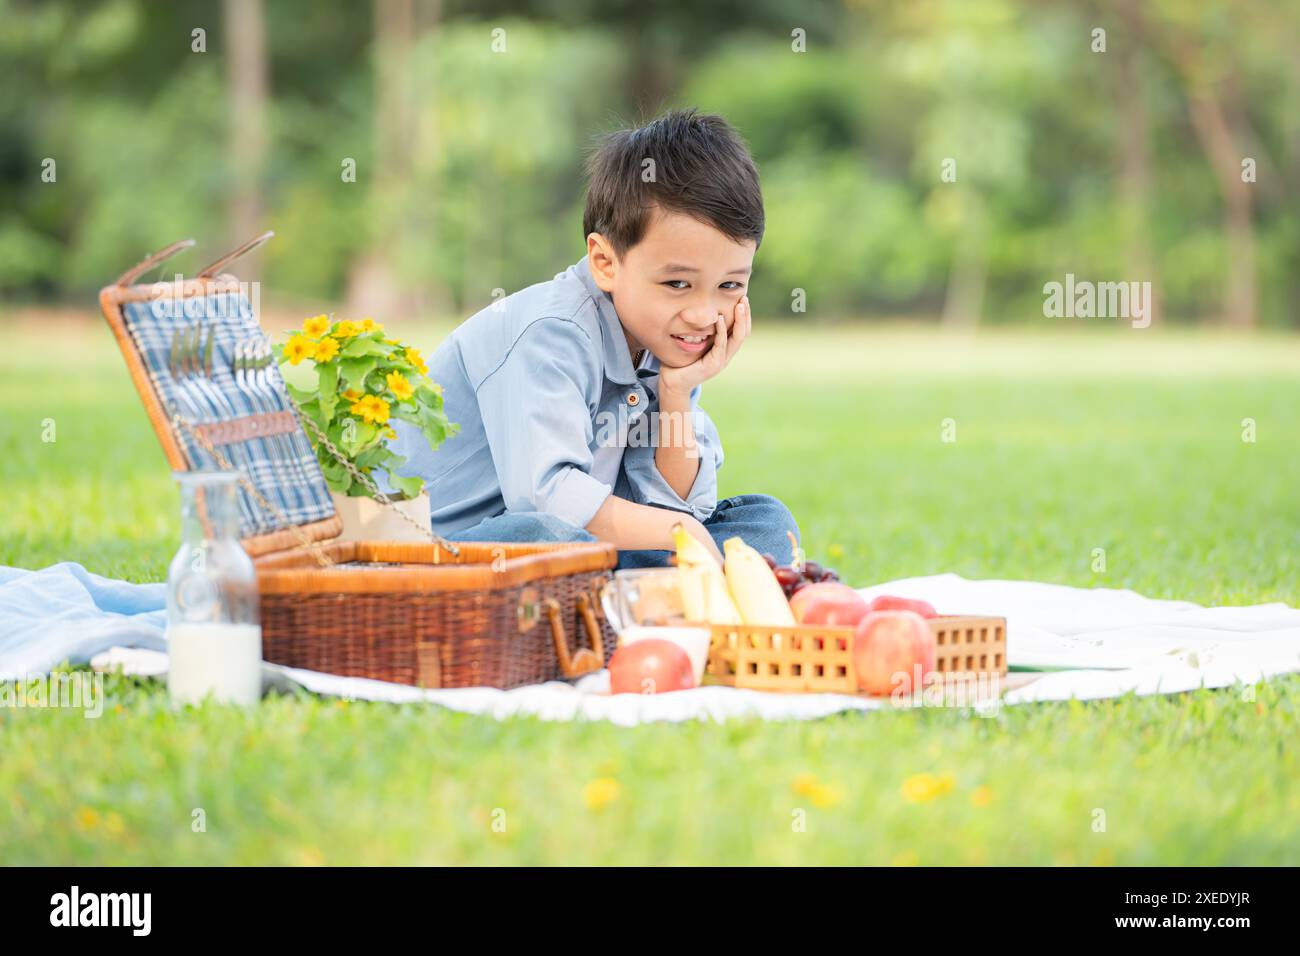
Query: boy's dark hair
[{"left": 583, "top": 109, "right": 764, "bottom": 255}]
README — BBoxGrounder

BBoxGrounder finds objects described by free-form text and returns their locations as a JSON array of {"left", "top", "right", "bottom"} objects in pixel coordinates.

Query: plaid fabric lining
[{"left": 123, "top": 292, "right": 335, "bottom": 538}]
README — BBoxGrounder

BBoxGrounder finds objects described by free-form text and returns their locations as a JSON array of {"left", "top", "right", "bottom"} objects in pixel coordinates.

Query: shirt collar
[{"left": 575, "top": 255, "right": 653, "bottom": 387}]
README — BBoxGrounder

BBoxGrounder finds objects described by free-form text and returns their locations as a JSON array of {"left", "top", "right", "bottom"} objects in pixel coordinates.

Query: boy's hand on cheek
[{"left": 659, "top": 295, "right": 751, "bottom": 398}]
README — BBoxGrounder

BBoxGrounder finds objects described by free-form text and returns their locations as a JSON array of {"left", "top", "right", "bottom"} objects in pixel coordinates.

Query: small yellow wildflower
[
  {"left": 313, "top": 336, "right": 340, "bottom": 362},
  {"left": 382, "top": 426, "right": 397, "bottom": 440},
  {"left": 350, "top": 394, "right": 390, "bottom": 425},
  {"left": 792, "top": 773, "right": 819, "bottom": 796},
  {"left": 75, "top": 806, "right": 100, "bottom": 830},
  {"left": 298, "top": 846, "right": 325, "bottom": 866},
  {"left": 386, "top": 370, "right": 414, "bottom": 401},
  {"left": 901, "top": 772, "right": 956, "bottom": 804},
  {"left": 404, "top": 347, "right": 428, "bottom": 375},
  {"left": 809, "top": 784, "right": 843, "bottom": 809},
  {"left": 284, "top": 334, "right": 316, "bottom": 365},
  {"left": 584, "top": 777, "right": 621, "bottom": 812},
  {"left": 303, "top": 314, "right": 330, "bottom": 338},
  {"left": 360, "top": 317, "right": 384, "bottom": 333},
  {"left": 334, "top": 319, "right": 361, "bottom": 338},
  {"left": 790, "top": 773, "right": 841, "bottom": 809},
  {"left": 342, "top": 387, "right": 362, "bottom": 401}
]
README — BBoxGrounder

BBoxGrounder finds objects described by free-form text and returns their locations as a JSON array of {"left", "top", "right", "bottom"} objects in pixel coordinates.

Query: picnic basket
[{"left": 97, "top": 235, "right": 618, "bottom": 690}]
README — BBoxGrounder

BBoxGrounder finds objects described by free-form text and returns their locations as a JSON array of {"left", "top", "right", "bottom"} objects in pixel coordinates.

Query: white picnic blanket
[{"left": 77, "top": 573, "right": 1300, "bottom": 725}]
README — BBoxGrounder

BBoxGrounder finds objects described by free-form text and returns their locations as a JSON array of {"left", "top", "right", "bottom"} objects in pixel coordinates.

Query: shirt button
[{"left": 626, "top": 392, "right": 640, "bottom": 406}]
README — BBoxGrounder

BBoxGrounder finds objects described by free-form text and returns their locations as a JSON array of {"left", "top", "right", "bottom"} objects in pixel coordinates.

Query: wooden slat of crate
[
  {"left": 737, "top": 627, "right": 855, "bottom": 693},
  {"left": 931, "top": 616, "right": 1007, "bottom": 677}
]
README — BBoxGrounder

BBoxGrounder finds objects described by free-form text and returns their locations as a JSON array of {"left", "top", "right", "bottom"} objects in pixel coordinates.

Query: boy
[{"left": 380, "top": 109, "right": 800, "bottom": 570}]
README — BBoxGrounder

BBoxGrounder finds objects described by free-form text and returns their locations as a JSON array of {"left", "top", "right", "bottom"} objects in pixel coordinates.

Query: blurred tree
[
  {"left": 400, "top": 20, "right": 623, "bottom": 311},
  {"left": 684, "top": 37, "right": 946, "bottom": 316},
  {"left": 223, "top": 0, "right": 269, "bottom": 278},
  {"left": 873, "top": 0, "right": 1037, "bottom": 328},
  {"left": 1110, "top": 0, "right": 1161, "bottom": 325},
  {"left": 455, "top": 0, "right": 845, "bottom": 117},
  {"left": 1133, "top": 1, "right": 1300, "bottom": 327},
  {"left": 345, "top": 0, "right": 425, "bottom": 319}
]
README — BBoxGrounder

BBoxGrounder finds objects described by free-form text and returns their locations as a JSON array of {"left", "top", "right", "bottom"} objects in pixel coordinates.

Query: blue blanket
[{"left": 0, "top": 563, "right": 166, "bottom": 679}]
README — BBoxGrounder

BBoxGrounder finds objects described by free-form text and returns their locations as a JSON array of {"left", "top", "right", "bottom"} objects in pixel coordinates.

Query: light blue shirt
[{"left": 378, "top": 256, "right": 724, "bottom": 536}]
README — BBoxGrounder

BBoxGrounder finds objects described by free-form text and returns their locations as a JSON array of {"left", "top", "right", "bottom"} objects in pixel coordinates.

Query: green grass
[{"left": 2, "top": 315, "right": 1298, "bottom": 865}]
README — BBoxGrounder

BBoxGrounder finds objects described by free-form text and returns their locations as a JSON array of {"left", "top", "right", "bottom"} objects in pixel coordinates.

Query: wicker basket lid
[{"left": 98, "top": 237, "right": 342, "bottom": 557}]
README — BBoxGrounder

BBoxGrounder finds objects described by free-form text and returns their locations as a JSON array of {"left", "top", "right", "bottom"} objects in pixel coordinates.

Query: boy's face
[{"left": 587, "top": 207, "right": 756, "bottom": 369}]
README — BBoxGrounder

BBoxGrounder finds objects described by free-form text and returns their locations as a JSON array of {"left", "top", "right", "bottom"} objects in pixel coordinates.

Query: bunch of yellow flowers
[
  {"left": 285, "top": 315, "right": 394, "bottom": 367},
  {"left": 274, "top": 313, "right": 456, "bottom": 500}
]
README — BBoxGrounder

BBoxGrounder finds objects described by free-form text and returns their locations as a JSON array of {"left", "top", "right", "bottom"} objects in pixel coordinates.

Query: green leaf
[
  {"left": 319, "top": 457, "right": 348, "bottom": 492},
  {"left": 418, "top": 381, "right": 445, "bottom": 409},
  {"left": 317, "top": 362, "right": 339, "bottom": 421},
  {"left": 387, "top": 472, "right": 425, "bottom": 500},
  {"left": 285, "top": 382, "right": 318, "bottom": 404},
  {"left": 414, "top": 401, "right": 453, "bottom": 448},
  {"left": 339, "top": 420, "right": 378, "bottom": 456},
  {"left": 354, "top": 444, "right": 395, "bottom": 470},
  {"left": 422, "top": 419, "right": 447, "bottom": 447},
  {"left": 340, "top": 336, "right": 390, "bottom": 359},
  {"left": 339, "top": 356, "right": 378, "bottom": 392}
]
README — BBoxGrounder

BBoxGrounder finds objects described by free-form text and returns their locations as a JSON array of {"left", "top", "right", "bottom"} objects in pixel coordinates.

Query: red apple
[
  {"left": 867, "top": 594, "right": 938, "bottom": 619},
  {"left": 790, "top": 581, "right": 871, "bottom": 627},
  {"left": 852, "top": 610, "right": 937, "bottom": 696},
  {"left": 608, "top": 639, "right": 695, "bottom": 695}
]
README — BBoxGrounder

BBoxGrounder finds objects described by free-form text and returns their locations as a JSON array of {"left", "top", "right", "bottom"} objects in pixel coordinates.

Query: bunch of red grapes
[{"left": 760, "top": 552, "right": 841, "bottom": 599}]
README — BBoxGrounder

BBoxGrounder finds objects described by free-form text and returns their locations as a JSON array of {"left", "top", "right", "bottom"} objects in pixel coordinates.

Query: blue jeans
[{"left": 444, "top": 494, "right": 801, "bottom": 571}]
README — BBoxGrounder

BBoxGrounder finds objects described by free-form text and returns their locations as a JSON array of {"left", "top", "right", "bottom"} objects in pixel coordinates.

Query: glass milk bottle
[{"left": 166, "top": 471, "right": 263, "bottom": 706}]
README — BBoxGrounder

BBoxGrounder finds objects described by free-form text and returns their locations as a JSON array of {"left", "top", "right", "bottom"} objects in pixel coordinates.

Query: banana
[
  {"left": 671, "top": 523, "right": 742, "bottom": 625},
  {"left": 724, "top": 536, "right": 796, "bottom": 627}
]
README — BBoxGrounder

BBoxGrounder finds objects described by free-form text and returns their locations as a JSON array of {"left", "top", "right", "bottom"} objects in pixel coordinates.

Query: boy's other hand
[
  {"left": 585, "top": 494, "right": 723, "bottom": 566},
  {"left": 659, "top": 295, "right": 750, "bottom": 398},
  {"left": 683, "top": 514, "right": 725, "bottom": 567}
]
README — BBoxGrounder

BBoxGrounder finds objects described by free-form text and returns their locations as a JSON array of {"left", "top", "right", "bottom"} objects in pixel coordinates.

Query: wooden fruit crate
[{"left": 703, "top": 616, "right": 1007, "bottom": 695}]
